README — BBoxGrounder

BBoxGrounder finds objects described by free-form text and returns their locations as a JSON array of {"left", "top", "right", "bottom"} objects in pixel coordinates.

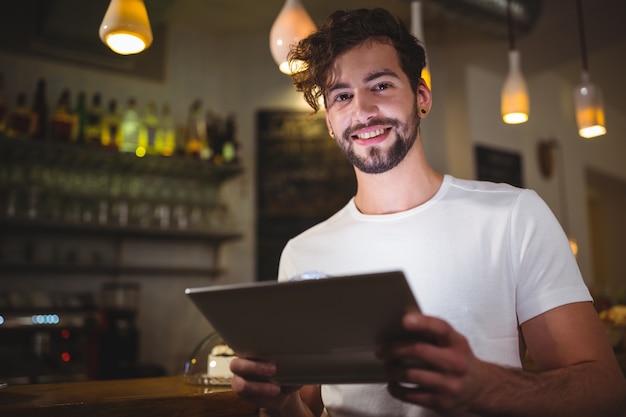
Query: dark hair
[{"left": 288, "top": 8, "right": 426, "bottom": 112}]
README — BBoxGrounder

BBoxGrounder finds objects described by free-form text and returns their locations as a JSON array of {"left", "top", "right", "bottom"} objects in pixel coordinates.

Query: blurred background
[{"left": 0, "top": 0, "right": 625, "bottom": 382}]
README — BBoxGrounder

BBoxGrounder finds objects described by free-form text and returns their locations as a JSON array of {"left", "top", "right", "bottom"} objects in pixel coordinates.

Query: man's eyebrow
[
  {"left": 363, "top": 69, "right": 400, "bottom": 83},
  {"left": 326, "top": 69, "right": 400, "bottom": 94}
]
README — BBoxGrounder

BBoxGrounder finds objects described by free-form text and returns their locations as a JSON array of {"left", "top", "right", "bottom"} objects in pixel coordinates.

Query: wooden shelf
[
  {"left": 0, "top": 217, "right": 242, "bottom": 243},
  {"left": 0, "top": 137, "right": 243, "bottom": 182},
  {"left": 0, "top": 261, "right": 227, "bottom": 277}
]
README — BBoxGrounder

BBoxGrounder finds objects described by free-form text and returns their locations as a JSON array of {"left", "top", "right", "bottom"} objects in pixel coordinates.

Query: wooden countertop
[{"left": 0, "top": 376, "right": 258, "bottom": 417}]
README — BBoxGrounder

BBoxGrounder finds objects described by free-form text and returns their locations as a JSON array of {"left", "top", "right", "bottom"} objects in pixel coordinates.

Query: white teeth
[{"left": 357, "top": 128, "right": 385, "bottom": 139}]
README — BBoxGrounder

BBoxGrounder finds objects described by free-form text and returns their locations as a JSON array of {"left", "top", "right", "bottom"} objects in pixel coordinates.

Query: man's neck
[{"left": 353, "top": 142, "right": 443, "bottom": 215}]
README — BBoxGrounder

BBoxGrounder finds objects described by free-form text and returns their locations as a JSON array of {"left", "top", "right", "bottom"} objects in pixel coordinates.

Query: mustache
[{"left": 343, "top": 118, "right": 401, "bottom": 140}]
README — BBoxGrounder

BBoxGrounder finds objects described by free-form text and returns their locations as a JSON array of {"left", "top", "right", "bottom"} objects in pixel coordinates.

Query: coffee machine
[{"left": 0, "top": 290, "right": 98, "bottom": 384}]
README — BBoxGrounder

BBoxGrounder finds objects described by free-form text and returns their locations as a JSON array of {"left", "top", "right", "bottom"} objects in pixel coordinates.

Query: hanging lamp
[
  {"left": 573, "top": 0, "right": 606, "bottom": 139},
  {"left": 269, "top": 0, "right": 317, "bottom": 75},
  {"left": 501, "top": 0, "right": 529, "bottom": 124},
  {"left": 99, "top": 0, "right": 153, "bottom": 55},
  {"left": 410, "top": 1, "right": 431, "bottom": 90}
]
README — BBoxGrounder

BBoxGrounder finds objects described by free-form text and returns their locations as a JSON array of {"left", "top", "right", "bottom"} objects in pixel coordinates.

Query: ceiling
[
  {"left": 160, "top": 0, "right": 626, "bottom": 78},
  {"left": 4, "top": 0, "right": 625, "bottom": 79}
]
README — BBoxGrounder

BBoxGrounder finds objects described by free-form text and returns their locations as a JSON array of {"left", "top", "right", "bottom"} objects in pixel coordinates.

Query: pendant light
[
  {"left": 501, "top": 0, "right": 529, "bottom": 124},
  {"left": 99, "top": 0, "right": 153, "bottom": 55},
  {"left": 410, "top": 1, "right": 431, "bottom": 90},
  {"left": 573, "top": 0, "right": 606, "bottom": 139},
  {"left": 269, "top": 0, "right": 317, "bottom": 75}
]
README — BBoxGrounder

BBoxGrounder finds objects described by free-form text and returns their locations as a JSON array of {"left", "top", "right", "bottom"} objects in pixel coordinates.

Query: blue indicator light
[{"left": 31, "top": 314, "right": 61, "bottom": 325}]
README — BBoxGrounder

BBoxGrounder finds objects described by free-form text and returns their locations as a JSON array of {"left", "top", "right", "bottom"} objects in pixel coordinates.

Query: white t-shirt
[{"left": 277, "top": 175, "right": 592, "bottom": 417}]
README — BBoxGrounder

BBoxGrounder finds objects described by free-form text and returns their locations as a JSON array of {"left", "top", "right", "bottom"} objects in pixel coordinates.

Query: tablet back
[{"left": 185, "top": 270, "right": 419, "bottom": 384}]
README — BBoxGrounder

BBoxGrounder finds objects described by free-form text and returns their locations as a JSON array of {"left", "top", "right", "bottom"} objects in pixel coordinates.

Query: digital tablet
[{"left": 185, "top": 270, "right": 420, "bottom": 385}]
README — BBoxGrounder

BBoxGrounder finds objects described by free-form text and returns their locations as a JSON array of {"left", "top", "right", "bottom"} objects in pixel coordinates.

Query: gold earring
[
  {"left": 420, "top": 108, "right": 428, "bottom": 115},
  {"left": 329, "top": 130, "right": 335, "bottom": 138}
]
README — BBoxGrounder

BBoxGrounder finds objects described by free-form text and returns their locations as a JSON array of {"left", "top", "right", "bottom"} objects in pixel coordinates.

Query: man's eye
[
  {"left": 334, "top": 93, "right": 351, "bottom": 102},
  {"left": 374, "top": 83, "right": 391, "bottom": 91}
]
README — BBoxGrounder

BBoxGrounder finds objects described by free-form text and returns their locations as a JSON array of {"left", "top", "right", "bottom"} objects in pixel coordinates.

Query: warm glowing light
[
  {"left": 209, "top": 360, "right": 217, "bottom": 368},
  {"left": 99, "top": 0, "right": 153, "bottom": 55},
  {"left": 61, "top": 329, "right": 70, "bottom": 339},
  {"left": 501, "top": 50, "right": 529, "bottom": 124},
  {"left": 269, "top": 0, "right": 317, "bottom": 75},
  {"left": 574, "top": 72, "right": 606, "bottom": 139},
  {"left": 569, "top": 237, "right": 579, "bottom": 257},
  {"left": 136, "top": 146, "right": 146, "bottom": 157},
  {"left": 61, "top": 352, "right": 71, "bottom": 362}
]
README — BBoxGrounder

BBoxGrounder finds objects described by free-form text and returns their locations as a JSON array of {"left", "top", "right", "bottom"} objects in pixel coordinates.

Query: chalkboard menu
[
  {"left": 256, "top": 110, "right": 356, "bottom": 281},
  {"left": 475, "top": 144, "right": 523, "bottom": 188}
]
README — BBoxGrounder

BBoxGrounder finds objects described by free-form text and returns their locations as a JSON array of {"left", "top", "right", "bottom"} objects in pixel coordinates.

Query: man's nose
[{"left": 352, "top": 93, "right": 378, "bottom": 123}]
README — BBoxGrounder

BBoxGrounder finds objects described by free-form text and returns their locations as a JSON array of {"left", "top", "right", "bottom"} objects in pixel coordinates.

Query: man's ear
[
  {"left": 325, "top": 110, "right": 335, "bottom": 138},
  {"left": 417, "top": 78, "right": 432, "bottom": 118}
]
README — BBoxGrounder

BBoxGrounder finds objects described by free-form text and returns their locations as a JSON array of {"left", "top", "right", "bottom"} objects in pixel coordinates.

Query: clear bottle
[
  {"left": 139, "top": 100, "right": 159, "bottom": 155},
  {"left": 119, "top": 98, "right": 141, "bottom": 154},
  {"left": 85, "top": 92, "right": 104, "bottom": 146},
  {"left": 101, "top": 99, "right": 121, "bottom": 150},
  {"left": 156, "top": 103, "right": 176, "bottom": 156}
]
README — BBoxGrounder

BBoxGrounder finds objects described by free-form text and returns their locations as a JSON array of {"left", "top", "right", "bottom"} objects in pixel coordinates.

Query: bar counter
[{"left": 0, "top": 376, "right": 258, "bottom": 417}]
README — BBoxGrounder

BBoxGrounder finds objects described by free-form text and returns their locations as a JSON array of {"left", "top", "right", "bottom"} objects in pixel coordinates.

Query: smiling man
[{"left": 230, "top": 8, "right": 626, "bottom": 417}]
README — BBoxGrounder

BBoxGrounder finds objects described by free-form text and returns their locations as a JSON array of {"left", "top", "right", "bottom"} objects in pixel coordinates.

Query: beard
[{"left": 336, "top": 103, "right": 420, "bottom": 174}]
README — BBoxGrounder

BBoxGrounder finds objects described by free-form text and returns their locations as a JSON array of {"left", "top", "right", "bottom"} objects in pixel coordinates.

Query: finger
[
  {"left": 231, "top": 374, "right": 282, "bottom": 397},
  {"left": 230, "top": 357, "right": 277, "bottom": 380},
  {"left": 402, "top": 313, "right": 458, "bottom": 346},
  {"left": 382, "top": 341, "right": 470, "bottom": 376},
  {"left": 387, "top": 380, "right": 457, "bottom": 411}
]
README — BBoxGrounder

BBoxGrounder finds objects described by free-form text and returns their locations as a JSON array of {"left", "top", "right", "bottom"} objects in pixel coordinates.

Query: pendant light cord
[
  {"left": 507, "top": 0, "right": 515, "bottom": 51},
  {"left": 576, "top": 0, "right": 589, "bottom": 72}
]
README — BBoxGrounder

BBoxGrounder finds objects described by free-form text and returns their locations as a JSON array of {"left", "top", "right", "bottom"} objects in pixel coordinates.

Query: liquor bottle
[
  {"left": 73, "top": 91, "right": 87, "bottom": 143},
  {"left": 156, "top": 103, "right": 176, "bottom": 156},
  {"left": 222, "top": 113, "right": 239, "bottom": 164},
  {"left": 206, "top": 110, "right": 221, "bottom": 163},
  {"left": 31, "top": 78, "right": 49, "bottom": 140},
  {"left": 139, "top": 100, "right": 159, "bottom": 155},
  {"left": 101, "top": 99, "right": 121, "bottom": 150},
  {"left": 6, "top": 93, "right": 34, "bottom": 138},
  {"left": 119, "top": 98, "right": 141, "bottom": 154},
  {"left": 185, "top": 99, "right": 210, "bottom": 159},
  {"left": 85, "top": 92, "right": 104, "bottom": 146},
  {"left": 49, "top": 89, "right": 74, "bottom": 142},
  {"left": 0, "top": 73, "right": 7, "bottom": 135}
]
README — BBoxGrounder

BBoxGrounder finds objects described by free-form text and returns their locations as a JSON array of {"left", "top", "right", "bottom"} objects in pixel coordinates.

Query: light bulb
[
  {"left": 501, "top": 50, "right": 529, "bottom": 124},
  {"left": 574, "top": 71, "right": 606, "bottom": 139},
  {"left": 269, "top": 0, "right": 317, "bottom": 75},
  {"left": 99, "top": 0, "right": 153, "bottom": 55}
]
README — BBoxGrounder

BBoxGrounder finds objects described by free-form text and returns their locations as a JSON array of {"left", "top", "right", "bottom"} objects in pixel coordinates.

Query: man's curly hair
[{"left": 288, "top": 8, "right": 426, "bottom": 113}]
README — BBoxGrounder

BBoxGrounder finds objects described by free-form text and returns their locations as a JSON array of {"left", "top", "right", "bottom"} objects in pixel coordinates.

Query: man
[{"left": 231, "top": 8, "right": 626, "bottom": 417}]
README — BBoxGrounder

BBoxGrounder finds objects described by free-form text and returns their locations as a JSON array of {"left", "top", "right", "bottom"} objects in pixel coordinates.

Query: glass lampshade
[
  {"left": 269, "top": 0, "right": 316, "bottom": 74},
  {"left": 574, "top": 71, "right": 606, "bottom": 139},
  {"left": 501, "top": 50, "right": 529, "bottom": 124},
  {"left": 99, "top": 0, "right": 153, "bottom": 55}
]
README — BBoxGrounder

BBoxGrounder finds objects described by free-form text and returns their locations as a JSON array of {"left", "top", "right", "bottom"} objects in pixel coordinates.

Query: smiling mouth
[{"left": 352, "top": 128, "right": 389, "bottom": 140}]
